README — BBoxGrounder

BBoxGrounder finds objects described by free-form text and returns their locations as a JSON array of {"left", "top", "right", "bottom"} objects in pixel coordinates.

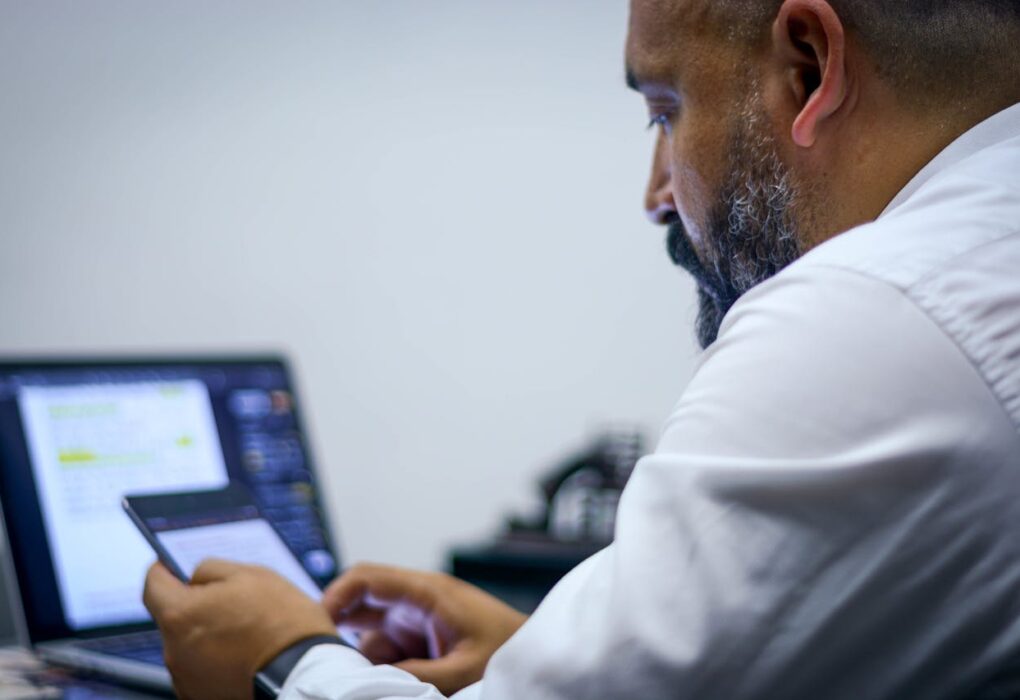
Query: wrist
[{"left": 254, "top": 634, "right": 347, "bottom": 698}]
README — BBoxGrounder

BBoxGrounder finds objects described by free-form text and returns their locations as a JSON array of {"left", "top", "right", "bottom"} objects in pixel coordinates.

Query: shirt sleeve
[
  {"left": 279, "top": 644, "right": 482, "bottom": 700},
  {"left": 480, "top": 264, "right": 1020, "bottom": 699},
  {"left": 281, "top": 263, "right": 1020, "bottom": 699}
]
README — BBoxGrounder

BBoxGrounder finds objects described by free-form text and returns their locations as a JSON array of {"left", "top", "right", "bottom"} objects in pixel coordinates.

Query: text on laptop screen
[
  {"left": 18, "top": 380, "right": 228, "bottom": 628},
  {"left": 0, "top": 360, "right": 337, "bottom": 639}
]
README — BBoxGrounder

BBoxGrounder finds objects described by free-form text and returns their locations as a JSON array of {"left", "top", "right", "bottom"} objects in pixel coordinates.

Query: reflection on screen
[
  {"left": 156, "top": 517, "right": 321, "bottom": 600},
  {"left": 18, "top": 381, "right": 228, "bottom": 629}
]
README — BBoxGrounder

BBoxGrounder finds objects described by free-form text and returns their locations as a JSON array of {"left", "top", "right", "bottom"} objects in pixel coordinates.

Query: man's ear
[{"left": 772, "top": 0, "right": 847, "bottom": 148}]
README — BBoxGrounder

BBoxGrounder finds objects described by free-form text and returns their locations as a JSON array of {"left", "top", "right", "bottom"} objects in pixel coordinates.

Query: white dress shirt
[{"left": 281, "top": 102, "right": 1020, "bottom": 700}]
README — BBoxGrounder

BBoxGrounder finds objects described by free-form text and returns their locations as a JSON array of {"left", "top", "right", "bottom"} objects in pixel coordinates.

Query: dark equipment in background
[{"left": 449, "top": 429, "right": 645, "bottom": 612}]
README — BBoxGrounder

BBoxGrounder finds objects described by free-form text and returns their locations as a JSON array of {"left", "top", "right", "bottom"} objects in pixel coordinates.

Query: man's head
[{"left": 627, "top": 0, "right": 1020, "bottom": 348}]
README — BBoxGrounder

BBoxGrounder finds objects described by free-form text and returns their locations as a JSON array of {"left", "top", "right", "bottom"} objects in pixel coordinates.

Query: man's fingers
[
  {"left": 322, "top": 563, "right": 435, "bottom": 621},
  {"left": 191, "top": 558, "right": 246, "bottom": 584},
  {"left": 357, "top": 630, "right": 405, "bottom": 665},
  {"left": 322, "top": 564, "right": 394, "bottom": 615},
  {"left": 336, "top": 606, "right": 387, "bottom": 631},
  {"left": 143, "top": 559, "right": 248, "bottom": 621},
  {"left": 143, "top": 562, "right": 188, "bottom": 619}
]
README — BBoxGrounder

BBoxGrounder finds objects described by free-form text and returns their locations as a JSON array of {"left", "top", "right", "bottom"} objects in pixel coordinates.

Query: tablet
[{"left": 122, "top": 482, "right": 322, "bottom": 600}]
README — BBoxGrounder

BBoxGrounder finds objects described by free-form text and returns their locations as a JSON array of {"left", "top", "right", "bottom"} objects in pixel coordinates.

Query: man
[{"left": 144, "top": 0, "right": 1020, "bottom": 697}]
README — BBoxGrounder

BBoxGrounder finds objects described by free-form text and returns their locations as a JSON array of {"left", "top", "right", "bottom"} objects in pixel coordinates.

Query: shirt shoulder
[
  {"left": 665, "top": 261, "right": 1017, "bottom": 462},
  {"left": 797, "top": 132, "right": 1020, "bottom": 289},
  {"left": 761, "top": 134, "right": 1020, "bottom": 433}
]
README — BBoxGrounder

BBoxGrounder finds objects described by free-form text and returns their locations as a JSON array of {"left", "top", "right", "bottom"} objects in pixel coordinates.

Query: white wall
[{"left": 0, "top": 1, "right": 699, "bottom": 571}]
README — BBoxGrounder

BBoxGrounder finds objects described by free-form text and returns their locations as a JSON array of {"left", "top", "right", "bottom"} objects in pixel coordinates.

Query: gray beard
[{"left": 667, "top": 95, "right": 801, "bottom": 349}]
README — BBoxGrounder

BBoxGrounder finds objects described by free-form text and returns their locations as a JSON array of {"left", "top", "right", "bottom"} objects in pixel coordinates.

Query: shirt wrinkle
[{"left": 282, "top": 101, "right": 1020, "bottom": 700}]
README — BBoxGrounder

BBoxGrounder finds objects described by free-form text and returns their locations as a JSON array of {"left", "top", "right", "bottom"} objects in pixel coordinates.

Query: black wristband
[{"left": 254, "top": 634, "right": 347, "bottom": 698}]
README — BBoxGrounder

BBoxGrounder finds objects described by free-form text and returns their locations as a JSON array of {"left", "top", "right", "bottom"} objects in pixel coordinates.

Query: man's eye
[{"left": 646, "top": 111, "right": 674, "bottom": 131}]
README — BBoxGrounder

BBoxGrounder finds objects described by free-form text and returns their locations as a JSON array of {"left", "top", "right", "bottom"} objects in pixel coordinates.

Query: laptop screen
[{"left": 0, "top": 357, "right": 338, "bottom": 642}]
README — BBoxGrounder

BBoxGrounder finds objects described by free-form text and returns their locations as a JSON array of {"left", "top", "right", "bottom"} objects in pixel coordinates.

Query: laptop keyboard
[{"left": 79, "top": 630, "right": 165, "bottom": 666}]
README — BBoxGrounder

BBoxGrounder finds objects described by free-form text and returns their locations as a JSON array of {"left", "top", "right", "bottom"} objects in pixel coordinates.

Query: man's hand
[
  {"left": 143, "top": 559, "right": 337, "bottom": 700},
  {"left": 322, "top": 563, "right": 527, "bottom": 696}
]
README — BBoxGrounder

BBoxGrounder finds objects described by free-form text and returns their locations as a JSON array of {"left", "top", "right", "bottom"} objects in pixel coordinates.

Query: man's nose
[{"left": 644, "top": 132, "right": 677, "bottom": 225}]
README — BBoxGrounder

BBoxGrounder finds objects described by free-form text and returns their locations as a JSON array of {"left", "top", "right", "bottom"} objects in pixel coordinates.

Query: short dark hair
[{"left": 724, "top": 1, "right": 1020, "bottom": 106}]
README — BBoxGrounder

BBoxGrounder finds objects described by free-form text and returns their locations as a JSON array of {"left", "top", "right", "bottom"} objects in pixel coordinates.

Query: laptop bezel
[{"left": 0, "top": 354, "right": 340, "bottom": 647}]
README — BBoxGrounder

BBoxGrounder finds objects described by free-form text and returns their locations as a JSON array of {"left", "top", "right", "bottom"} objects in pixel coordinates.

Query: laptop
[{"left": 0, "top": 356, "right": 340, "bottom": 692}]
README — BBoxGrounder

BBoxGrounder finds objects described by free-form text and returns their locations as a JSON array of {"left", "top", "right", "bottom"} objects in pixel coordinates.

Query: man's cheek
[
  {"left": 671, "top": 161, "right": 712, "bottom": 253},
  {"left": 670, "top": 113, "right": 731, "bottom": 246}
]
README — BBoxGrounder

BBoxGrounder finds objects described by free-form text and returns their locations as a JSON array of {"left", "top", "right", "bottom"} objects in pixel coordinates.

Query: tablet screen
[{"left": 149, "top": 504, "right": 323, "bottom": 600}]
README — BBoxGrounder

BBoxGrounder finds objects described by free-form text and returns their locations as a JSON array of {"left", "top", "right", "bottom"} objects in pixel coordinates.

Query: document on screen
[{"left": 18, "top": 381, "right": 228, "bottom": 629}]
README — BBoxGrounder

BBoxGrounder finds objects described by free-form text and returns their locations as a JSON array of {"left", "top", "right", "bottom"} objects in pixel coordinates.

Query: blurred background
[{"left": 0, "top": 0, "right": 698, "bottom": 578}]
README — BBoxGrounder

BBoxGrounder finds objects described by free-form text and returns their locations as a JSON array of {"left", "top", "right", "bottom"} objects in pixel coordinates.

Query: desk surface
[
  {"left": 0, "top": 648, "right": 164, "bottom": 699},
  {"left": 1, "top": 556, "right": 163, "bottom": 699}
]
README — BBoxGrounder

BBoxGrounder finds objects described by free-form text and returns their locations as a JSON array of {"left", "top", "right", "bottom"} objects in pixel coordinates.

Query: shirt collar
[{"left": 880, "top": 101, "right": 1020, "bottom": 217}]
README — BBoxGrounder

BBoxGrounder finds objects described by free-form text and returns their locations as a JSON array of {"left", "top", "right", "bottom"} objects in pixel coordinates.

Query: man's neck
[{"left": 798, "top": 93, "right": 1020, "bottom": 252}]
